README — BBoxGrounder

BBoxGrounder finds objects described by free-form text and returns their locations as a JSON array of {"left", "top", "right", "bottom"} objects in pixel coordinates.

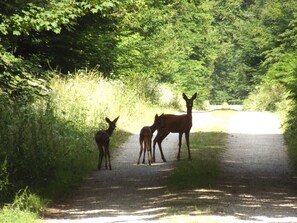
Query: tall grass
[
  {"left": 0, "top": 188, "right": 43, "bottom": 223},
  {"left": 0, "top": 70, "right": 177, "bottom": 222}
]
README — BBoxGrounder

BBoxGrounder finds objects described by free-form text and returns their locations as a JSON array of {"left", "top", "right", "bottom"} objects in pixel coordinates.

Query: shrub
[
  {"left": 0, "top": 69, "right": 178, "bottom": 204},
  {"left": 0, "top": 188, "right": 42, "bottom": 223}
]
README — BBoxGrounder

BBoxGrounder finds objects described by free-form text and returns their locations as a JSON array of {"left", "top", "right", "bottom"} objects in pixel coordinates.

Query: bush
[
  {"left": 243, "top": 83, "right": 289, "bottom": 112},
  {"left": 0, "top": 188, "right": 42, "bottom": 223}
]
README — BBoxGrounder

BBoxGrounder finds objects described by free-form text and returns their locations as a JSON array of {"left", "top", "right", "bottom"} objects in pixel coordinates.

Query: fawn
[
  {"left": 153, "top": 93, "right": 197, "bottom": 162},
  {"left": 137, "top": 114, "right": 161, "bottom": 165},
  {"left": 95, "top": 116, "right": 119, "bottom": 170}
]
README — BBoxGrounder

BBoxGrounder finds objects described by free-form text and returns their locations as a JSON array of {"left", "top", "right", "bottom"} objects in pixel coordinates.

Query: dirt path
[
  {"left": 216, "top": 112, "right": 297, "bottom": 222},
  {"left": 43, "top": 111, "right": 297, "bottom": 223},
  {"left": 44, "top": 121, "right": 181, "bottom": 222}
]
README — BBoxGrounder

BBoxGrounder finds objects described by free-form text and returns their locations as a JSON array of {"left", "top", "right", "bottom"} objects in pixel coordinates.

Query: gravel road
[
  {"left": 44, "top": 120, "right": 180, "bottom": 222},
  {"left": 216, "top": 111, "right": 297, "bottom": 222},
  {"left": 43, "top": 111, "right": 297, "bottom": 223}
]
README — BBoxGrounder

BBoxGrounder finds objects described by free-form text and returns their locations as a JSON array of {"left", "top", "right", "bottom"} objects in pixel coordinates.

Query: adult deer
[
  {"left": 153, "top": 93, "right": 197, "bottom": 162},
  {"left": 137, "top": 114, "right": 161, "bottom": 165},
  {"left": 95, "top": 116, "right": 119, "bottom": 170}
]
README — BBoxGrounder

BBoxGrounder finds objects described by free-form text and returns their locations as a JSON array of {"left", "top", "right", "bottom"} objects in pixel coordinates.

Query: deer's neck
[
  {"left": 187, "top": 107, "right": 192, "bottom": 117},
  {"left": 186, "top": 107, "right": 193, "bottom": 127},
  {"left": 106, "top": 128, "right": 114, "bottom": 136},
  {"left": 149, "top": 124, "right": 157, "bottom": 134}
]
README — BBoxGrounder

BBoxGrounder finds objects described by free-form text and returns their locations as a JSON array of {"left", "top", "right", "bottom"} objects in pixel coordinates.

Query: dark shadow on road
[
  {"left": 43, "top": 131, "right": 297, "bottom": 222},
  {"left": 164, "top": 131, "right": 297, "bottom": 222}
]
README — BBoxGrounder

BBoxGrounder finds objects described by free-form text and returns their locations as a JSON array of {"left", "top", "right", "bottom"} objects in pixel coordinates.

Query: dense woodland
[
  {"left": 1, "top": 0, "right": 296, "bottom": 103},
  {"left": 0, "top": 0, "right": 297, "bottom": 219}
]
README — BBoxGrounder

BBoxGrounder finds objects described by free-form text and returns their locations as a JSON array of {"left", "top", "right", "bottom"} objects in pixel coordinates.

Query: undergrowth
[
  {"left": 284, "top": 102, "right": 297, "bottom": 174},
  {"left": 0, "top": 188, "right": 43, "bottom": 223},
  {"left": 0, "top": 70, "right": 177, "bottom": 222}
]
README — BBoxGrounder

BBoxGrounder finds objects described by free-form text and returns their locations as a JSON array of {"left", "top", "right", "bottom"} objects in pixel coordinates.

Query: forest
[{"left": 0, "top": 0, "right": 296, "bottom": 220}]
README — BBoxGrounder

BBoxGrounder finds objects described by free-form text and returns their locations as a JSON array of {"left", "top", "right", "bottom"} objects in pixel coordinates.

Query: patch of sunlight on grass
[{"left": 166, "top": 110, "right": 237, "bottom": 216}]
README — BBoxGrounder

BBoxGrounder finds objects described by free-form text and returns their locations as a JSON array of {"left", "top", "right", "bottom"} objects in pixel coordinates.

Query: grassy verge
[
  {"left": 167, "top": 131, "right": 227, "bottom": 190},
  {"left": 285, "top": 130, "right": 297, "bottom": 174},
  {"left": 166, "top": 110, "right": 236, "bottom": 217},
  {"left": 0, "top": 188, "right": 43, "bottom": 223}
]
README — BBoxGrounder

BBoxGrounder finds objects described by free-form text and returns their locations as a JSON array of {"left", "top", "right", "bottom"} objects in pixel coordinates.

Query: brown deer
[
  {"left": 153, "top": 93, "right": 197, "bottom": 162},
  {"left": 137, "top": 114, "right": 161, "bottom": 165},
  {"left": 95, "top": 116, "right": 119, "bottom": 170}
]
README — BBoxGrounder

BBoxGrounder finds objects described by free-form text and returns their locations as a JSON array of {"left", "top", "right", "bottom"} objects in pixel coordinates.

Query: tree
[
  {"left": 114, "top": 0, "right": 217, "bottom": 103},
  {"left": 0, "top": 0, "right": 117, "bottom": 100}
]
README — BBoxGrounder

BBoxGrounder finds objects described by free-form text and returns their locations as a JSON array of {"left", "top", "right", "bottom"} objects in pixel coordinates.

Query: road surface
[{"left": 43, "top": 111, "right": 297, "bottom": 223}]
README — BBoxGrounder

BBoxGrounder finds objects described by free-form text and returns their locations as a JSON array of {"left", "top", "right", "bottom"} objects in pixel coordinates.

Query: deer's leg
[
  {"left": 97, "top": 146, "right": 104, "bottom": 170},
  {"left": 105, "top": 141, "right": 112, "bottom": 170},
  {"left": 104, "top": 147, "right": 108, "bottom": 170},
  {"left": 155, "top": 131, "right": 169, "bottom": 162},
  {"left": 107, "top": 149, "right": 112, "bottom": 170},
  {"left": 148, "top": 140, "right": 152, "bottom": 165},
  {"left": 142, "top": 141, "right": 146, "bottom": 164},
  {"left": 137, "top": 141, "right": 144, "bottom": 165},
  {"left": 152, "top": 138, "right": 157, "bottom": 163},
  {"left": 185, "top": 131, "right": 191, "bottom": 160},
  {"left": 177, "top": 132, "right": 183, "bottom": 160}
]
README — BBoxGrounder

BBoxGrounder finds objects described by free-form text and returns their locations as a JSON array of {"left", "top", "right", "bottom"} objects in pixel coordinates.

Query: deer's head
[
  {"left": 182, "top": 93, "right": 197, "bottom": 110},
  {"left": 154, "top": 113, "right": 166, "bottom": 129},
  {"left": 105, "top": 116, "right": 119, "bottom": 134}
]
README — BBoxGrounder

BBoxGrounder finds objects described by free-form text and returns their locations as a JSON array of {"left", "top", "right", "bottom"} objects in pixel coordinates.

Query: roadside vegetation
[{"left": 0, "top": 70, "right": 177, "bottom": 222}]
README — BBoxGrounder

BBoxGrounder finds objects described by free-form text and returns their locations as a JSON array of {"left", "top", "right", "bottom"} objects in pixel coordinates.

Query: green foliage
[
  {"left": 285, "top": 101, "right": 297, "bottom": 173},
  {"left": 0, "top": 160, "right": 10, "bottom": 201},
  {"left": 0, "top": 70, "right": 177, "bottom": 205},
  {"left": 240, "top": 0, "right": 297, "bottom": 173},
  {"left": 0, "top": 188, "right": 42, "bottom": 223},
  {"left": 243, "top": 83, "right": 289, "bottom": 112},
  {"left": 10, "top": 188, "right": 43, "bottom": 213},
  {"left": 0, "top": 48, "right": 49, "bottom": 101},
  {"left": 1, "top": 0, "right": 296, "bottom": 107},
  {"left": 114, "top": 0, "right": 216, "bottom": 103},
  {"left": 0, "top": 0, "right": 118, "bottom": 101},
  {"left": 210, "top": 0, "right": 264, "bottom": 104},
  {"left": 210, "top": 0, "right": 297, "bottom": 104}
]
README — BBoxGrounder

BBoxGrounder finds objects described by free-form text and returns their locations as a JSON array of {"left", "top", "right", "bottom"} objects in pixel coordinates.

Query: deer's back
[
  {"left": 160, "top": 114, "right": 192, "bottom": 132},
  {"left": 140, "top": 126, "right": 153, "bottom": 141},
  {"left": 95, "top": 131, "right": 110, "bottom": 144}
]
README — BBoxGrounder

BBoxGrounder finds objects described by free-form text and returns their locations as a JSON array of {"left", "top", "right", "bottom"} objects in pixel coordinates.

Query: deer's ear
[
  {"left": 105, "top": 117, "right": 111, "bottom": 123},
  {"left": 155, "top": 114, "right": 158, "bottom": 118},
  {"left": 191, "top": 93, "right": 197, "bottom": 100},
  {"left": 114, "top": 116, "right": 119, "bottom": 123},
  {"left": 182, "top": 93, "right": 188, "bottom": 100}
]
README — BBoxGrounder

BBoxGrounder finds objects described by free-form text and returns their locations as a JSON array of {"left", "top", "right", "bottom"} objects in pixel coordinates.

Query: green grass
[
  {"left": 167, "top": 131, "right": 227, "bottom": 190},
  {"left": 167, "top": 110, "right": 235, "bottom": 190},
  {"left": 0, "top": 188, "right": 43, "bottom": 223},
  {"left": 164, "top": 111, "right": 236, "bottom": 221}
]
